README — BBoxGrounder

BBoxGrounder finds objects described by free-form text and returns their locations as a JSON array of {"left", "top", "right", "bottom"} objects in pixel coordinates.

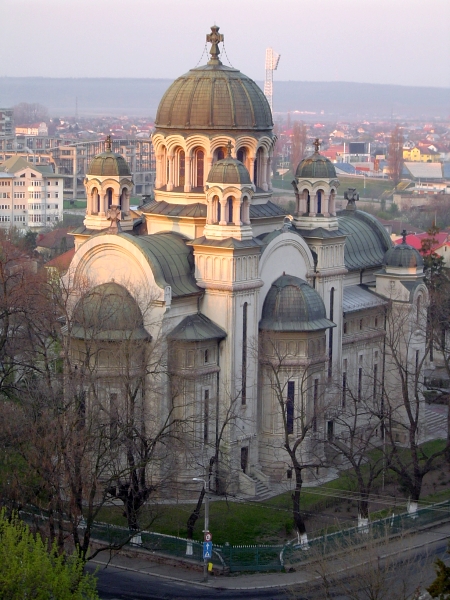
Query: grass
[
  {"left": 92, "top": 440, "right": 450, "bottom": 546},
  {"left": 63, "top": 200, "right": 86, "bottom": 209},
  {"left": 272, "top": 174, "right": 395, "bottom": 200}
]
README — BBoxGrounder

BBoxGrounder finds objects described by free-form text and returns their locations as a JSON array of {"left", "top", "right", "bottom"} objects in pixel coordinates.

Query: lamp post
[{"left": 193, "top": 477, "right": 209, "bottom": 582}]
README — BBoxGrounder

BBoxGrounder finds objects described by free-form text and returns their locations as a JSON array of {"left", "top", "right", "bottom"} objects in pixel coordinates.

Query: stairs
[
  {"left": 248, "top": 475, "right": 273, "bottom": 500},
  {"left": 425, "top": 404, "right": 448, "bottom": 440}
]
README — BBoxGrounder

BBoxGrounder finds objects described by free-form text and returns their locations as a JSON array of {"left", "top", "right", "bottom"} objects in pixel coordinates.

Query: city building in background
[{"left": 0, "top": 155, "right": 63, "bottom": 230}]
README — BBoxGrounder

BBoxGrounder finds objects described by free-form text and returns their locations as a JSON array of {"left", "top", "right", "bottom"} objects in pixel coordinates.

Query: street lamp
[{"left": 193, "top": 477, "right": 210, "bottom": 582}]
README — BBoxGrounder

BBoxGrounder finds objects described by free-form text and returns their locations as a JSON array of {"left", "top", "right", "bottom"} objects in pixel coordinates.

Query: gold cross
[
  {"left": 314, "top": 138, "right": 320, "bottom": 153},
  {"left": 206, "top": 25, "right": 223, "bottom": 63}
]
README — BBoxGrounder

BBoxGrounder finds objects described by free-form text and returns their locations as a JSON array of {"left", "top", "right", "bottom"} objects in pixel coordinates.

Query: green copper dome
[
  {"left": 70, "top": 282, "right": 150, "bottom": 340},
  {"left": 383, "top": 242, "right": 424, "bottom": 269},
  {"left": 87, "top": 152, "right": 131, "bottom": 177},
  {"left": 295, "top": 151, "right": 337, "bottom": 179},
  {"left": 207, "top": 157, "right": 252, "bottom": 185},
  {"left": 260, "top": 275, "right": 335, "bottom": 332}
]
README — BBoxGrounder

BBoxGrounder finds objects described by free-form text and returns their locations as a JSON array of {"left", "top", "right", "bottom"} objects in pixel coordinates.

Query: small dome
[
  {"left": 295, "top": 151, "right": 337, "bottom": 179},
  {"left": 71, "top": 282, "right": 150, "bottom": 340},
  {"left": 260, "top": 275, "right": 335, "bottom": 332},
  {"left": 383, "top": 242, "right": 424, "bottom": 269},
  {"left": 87, "top": 152, "right": 131, "bottom": 177},
  {"left": 207, "top": 157, "right": 251, "bottom": 185}
]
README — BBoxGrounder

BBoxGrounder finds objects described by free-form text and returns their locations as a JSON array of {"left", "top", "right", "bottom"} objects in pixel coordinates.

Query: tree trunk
[
  {"left": 292, "top": 466, "right": 307, "bottom": 540},
  {"left": 187, "top": 486, "right": 205, "bottom": 539}
]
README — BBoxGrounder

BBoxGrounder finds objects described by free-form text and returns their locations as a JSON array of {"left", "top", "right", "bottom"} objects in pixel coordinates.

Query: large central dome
[{"left": 155, "top": 27, "right": 272, "bottom": 132}]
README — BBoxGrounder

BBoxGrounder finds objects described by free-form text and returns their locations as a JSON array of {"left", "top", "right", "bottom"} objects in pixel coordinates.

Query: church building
[{"left": 66, "top": 27, "right": 428, "bottom": 498}]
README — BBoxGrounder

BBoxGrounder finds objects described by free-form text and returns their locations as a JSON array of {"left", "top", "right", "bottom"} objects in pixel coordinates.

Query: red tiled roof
[
  {"left": 394, "top": 232, "right": 449, "bottom": 252},
  {"left": 45, "top": 248, "right": 75, "bottom": 272},
  {"left": 36, "top": 228, "right": 75, "bottom": 250}
]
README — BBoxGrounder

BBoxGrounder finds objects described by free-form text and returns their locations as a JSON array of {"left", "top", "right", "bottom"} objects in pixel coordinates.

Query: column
[
  {"left": 219, "top": 198, "right": 227, "bottom": 225},
  {"left": 244, "top": 198, "right": 251, "bottom": 225},
  {"left": 206, "top": 198, "right": 213, "bottom": 225},
  {"left": 266, "top": 156, "right": 272, "bottom": 191},
  {"left": 155, "top": 153, "right": 162, "bottom": 188},
  {"left": 260, "top": 157, "right": 268, "bottom": 191},
  {"left": 329, "top": 191, "right": 336, "bottom": 215},
  {"left": 299, "top": 190, "right": 307, "bottom": 214},
  {"left": 249, "top": 157, "right": 255, "bottom": 186},
  {"left": 184, "top": 156, "right": 192, "bottom": 192},
  {"left": 87, "top": 191, "right": 92, "bottom": 216},
  {"left": 167, "top": 155, "right": 174, "bottom": 191},
  {"left": 233, "top": 198, "right": 242, "bottom": 226},
  {"left": 100, "top": 193, "right": 107, "bottom": 216},
  {"left": 206, "top": 155, "right": 213, "bottom": 179}
]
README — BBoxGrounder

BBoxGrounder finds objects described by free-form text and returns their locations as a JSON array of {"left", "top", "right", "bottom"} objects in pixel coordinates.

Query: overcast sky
[{"left": 2, "top": 0, "right": 449, "bottom": 87}]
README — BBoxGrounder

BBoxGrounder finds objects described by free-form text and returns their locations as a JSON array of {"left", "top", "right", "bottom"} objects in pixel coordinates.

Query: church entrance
[{"left": 241, "top": 446, "right": 248, "bottom": 474}]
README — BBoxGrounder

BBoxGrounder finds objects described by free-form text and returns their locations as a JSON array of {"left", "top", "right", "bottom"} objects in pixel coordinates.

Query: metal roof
[
  {"left": 155, "top": 63, "right": 273, "bottom": 132},
  {"left": 87, "top": 151, "right": 131, "bottom": 177},
  {"left": 337, "top": 210, "right": 393, "bottom": 271},
  {"left": 249, "top": 201, "right": 286, "bottom": 219},
  {"left": 168, "top": 313, "right": 226, "bottom": 342},
  {"left": 141, "top": 200, "right": 207, "bottom": 218},
  {"left": 120, "top": 232, "right": 201, "bottom": 298},
  {"left": 260, "top": 274, "right": 335, "bottom": 332},
  {"left": 295, "top": 151, "right": 337, "bottom": 179},
  {"left": 343, "top": 285, "right": 387, "bottom": 314},
  {"left": 404, "top": 162, "right": 443, "bottom": 180},
  {"left": 207, "top": 157, "right": 251, "bottom": 184}
]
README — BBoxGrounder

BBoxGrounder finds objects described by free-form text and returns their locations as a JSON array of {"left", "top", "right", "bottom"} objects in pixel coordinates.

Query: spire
[
  {"left": 206, "top": 25, "right": 224, "bottom": 65},
  {"left": 401, "top": 229, "right": 408, "bottom": 244},
  {"left": 105, "top": 135, "right": 112, "bottom": 152},
  {"left": 313, "top": 138, "right": 320, "bottom": 153}
]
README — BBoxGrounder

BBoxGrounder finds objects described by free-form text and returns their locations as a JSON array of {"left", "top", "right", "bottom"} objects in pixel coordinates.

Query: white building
[
  {"left": 0, "top": 156, "right": 63, "bottom": 229},
  {"left": 64, "top": 27, "right": 429, "bottom": 504}
]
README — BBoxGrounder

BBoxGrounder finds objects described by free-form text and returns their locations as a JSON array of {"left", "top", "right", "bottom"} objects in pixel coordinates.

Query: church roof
[
  {"left": 343, "top": 285, "right": 387, "bottom": 314},
  {"left": 295, "top": 149, "right": 337, "bottom": 179},
  {"left": 141, "top": 199, "right": 207, "bottom": 218},
  {"left": 168, "top": 313, "right": 226, "bottom": 342},
  {"left": 68, "top": 282, "right": 151, "bottom": 341},
  {"left": 87, "top": 151, "right": 131, "bottom": 177},
  {"left": 207, "top": 156, "right": 252, "bottom": 185},
  {"left": 337, "top": 209, "right": 393, "bottom": 271},
  {"left": 155, "top": 27, "right": 272, "bottom": 132},
  {"left": 260, "top": 274, "right": 335, "bottom": 332},
  {"left": 122, "top": 232, "right": 200, "bottom": 298}
]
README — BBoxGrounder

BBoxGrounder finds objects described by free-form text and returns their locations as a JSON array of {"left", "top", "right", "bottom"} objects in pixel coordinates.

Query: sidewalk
[{"left": 90, "top": 521, "right": 450, "bottom": 591}]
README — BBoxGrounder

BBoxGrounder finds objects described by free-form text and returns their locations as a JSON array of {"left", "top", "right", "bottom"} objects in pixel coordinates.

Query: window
[
  {"left": 327, "top": 420, "right": 334, "bottom": 441},
  {"left": 55, "top": 181, "right": 58, "bottom": 186},
  {"left": 204, "top": 349, "right": 209, "bottom": 364},
  {"left": 204, "top": 389, "right": 209, "bottom": 442},
  {"left": 342, "top": 371, "right": 347, "bottom": 408},
  {"left": 373, "top": 364, "right": 378, "bottom": 399},
  {"left": 328, "top": 288, "right": 334, "bottom": 378},
  {"left": 313, "top": 379, "right": 319, "bottom": 432},
  {"left": 242, "top": 302, "right": 248, "bottom": 405},
  {"left": 0, "top": 216, "right": 10, "bottom": 222},
  {"left": 358, "top": 367, "right": 362, "bottom": 401},
  {"left": 359, "top": 319, "right": 363, "bottom": 331},
  {"left": 343, "top": 321, "right": 347, "bottom": 334},
  {"left": 55, "top": 192, "right": 59, "bottom": 198},
  {"left": 47, "top": 193, "right": 51, "bottom": 198},
  {"left": 375, "top": 316, "right": 378, "bottom": 327},
  {"left": 287, "top": 381, "right": 295, "bottom": 434}
]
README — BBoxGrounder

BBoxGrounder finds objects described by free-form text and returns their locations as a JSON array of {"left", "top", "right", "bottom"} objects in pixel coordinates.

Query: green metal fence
[{"left": 19, "top": 498, "right": 450, "bottom": 574}]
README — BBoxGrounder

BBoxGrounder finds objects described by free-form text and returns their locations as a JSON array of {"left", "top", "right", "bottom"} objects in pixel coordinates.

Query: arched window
[
  {"left": 317, "top": 190, "right": 322, "bottom": 214},
  {"left": 178, "top": 150, "right": 185, "bottom": 187},
  {"left": 304, "top": 190, "right": 310, "bottom": 213},
  {"left": 237, "top": 148, "right": 246, "bottom": 164},
  {"left": 196, "top": 150, "right": 204, "bottom": 188},
  {"left": 212, "top": 195, "right": 220, "bottom": 223},
  {"left": 92, "top": 187, "right": 99, "bottom": 213},
  {"left": 215, "top": 147, "right": 226, "bottom": 161},
  {"left": 106, "top": 187, "right": 113, "bottom": 209},
  {"left": 227, "top": 197, "right": 233, "bottom": 223}
]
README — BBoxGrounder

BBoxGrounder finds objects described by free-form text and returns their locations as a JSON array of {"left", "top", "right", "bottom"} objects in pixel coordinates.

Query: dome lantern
[{"left": 291, "top": 139, "right": 340, "bottom": 231}]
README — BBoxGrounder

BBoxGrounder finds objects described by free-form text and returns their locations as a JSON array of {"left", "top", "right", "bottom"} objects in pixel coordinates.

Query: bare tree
[
  {"left": 13, "top": 102, "right": 48, "bottom": 125},
  {"left": 258, "top": 331, "right": 331, "bottom": 544},
  {"left": 388, "top": 125, "right": 404, "bottom": 186},
  {"left": 290, "top": 121, "right": 307, "bottom": 172}
]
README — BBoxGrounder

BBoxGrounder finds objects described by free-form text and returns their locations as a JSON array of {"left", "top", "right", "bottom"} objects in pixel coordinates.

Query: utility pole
[{"left": 264, "top": 47, "right": 280, "bottom": 115}]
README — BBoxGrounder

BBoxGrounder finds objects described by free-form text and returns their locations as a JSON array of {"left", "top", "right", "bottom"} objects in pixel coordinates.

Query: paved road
[{"left": 87, "top": 523, "right": 450, "bottom": 600}]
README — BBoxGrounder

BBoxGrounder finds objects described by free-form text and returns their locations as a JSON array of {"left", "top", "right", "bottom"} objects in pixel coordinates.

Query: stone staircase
[
  {"left": 425, "top": 404, "right": 448, "bottom": 440},
  {"left": 248, "top": 475, "right": 273, "bottom": 500}
]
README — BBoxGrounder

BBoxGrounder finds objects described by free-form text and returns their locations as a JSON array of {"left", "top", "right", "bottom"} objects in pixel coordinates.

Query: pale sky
[{"left": 2, "top": 0, "right": 450, "bottom": 87}]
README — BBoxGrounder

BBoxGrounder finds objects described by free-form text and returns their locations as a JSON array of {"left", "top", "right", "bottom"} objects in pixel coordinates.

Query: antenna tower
[{"left": 264, "top": 47, "right": 280, "bottom": 114}]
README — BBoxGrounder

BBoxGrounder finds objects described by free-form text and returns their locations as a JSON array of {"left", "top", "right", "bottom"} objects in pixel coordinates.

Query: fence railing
[{"left": 20, "top": 498, "right": 450, "bottom": 574}]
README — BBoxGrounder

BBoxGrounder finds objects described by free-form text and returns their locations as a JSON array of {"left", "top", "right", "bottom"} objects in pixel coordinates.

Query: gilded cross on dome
[
  {"left": 105, "top": 135, "right": 112, "bottom": 152},
  {"left": 207, "top": 25, "right": 223, "bottom": 64},
  {"left": 226, "top": 140, "right": 233, "bottom": 158},
  {"left": 401, "top": 229, "right": 408, "bottom": 244},
  {"left": 313, "top": 138, "right": 321, "bottom": 153}
]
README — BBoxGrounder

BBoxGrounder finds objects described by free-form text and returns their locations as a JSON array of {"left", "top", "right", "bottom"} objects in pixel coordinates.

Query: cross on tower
[
  {"left": 313, "top": 138, "right": 320, "bottom": 153},
  {"left": 207, "top": 25, "right": 223, "bottom": 64},
  {"left": 226, "top": 140, "right": 233, "bottom": 158},
  {"left": 105, "top": 135, "right": 112, "bottom": 152},
  {"left": 401, "top": 229, "right": 408, "bottom": 244}
]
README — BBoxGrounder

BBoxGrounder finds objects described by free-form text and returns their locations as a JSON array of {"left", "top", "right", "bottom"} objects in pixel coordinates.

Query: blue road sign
[{"left": 203, "top": 541, "right": 213, "bottom": 559}]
